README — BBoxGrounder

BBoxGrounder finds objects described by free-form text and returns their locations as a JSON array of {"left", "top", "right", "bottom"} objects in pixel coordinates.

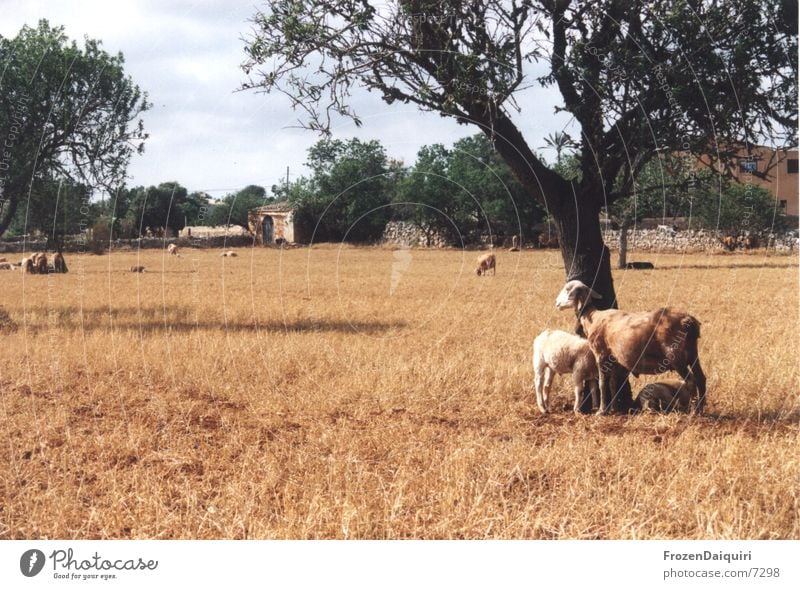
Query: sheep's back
[
  {"left": 587, "top": 308, "right": 697, "bottom": 374},
  {"left": 534, "top": 329, "right": 593, "bottom": 374}
]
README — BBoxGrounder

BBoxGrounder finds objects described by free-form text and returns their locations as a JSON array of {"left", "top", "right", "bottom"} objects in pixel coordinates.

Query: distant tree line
[
  {"left": 3, "top": 134, "right": 788, "bottom": 247},
  {"left": 278, "top": 134, "right": 546, "bottom": 244}
]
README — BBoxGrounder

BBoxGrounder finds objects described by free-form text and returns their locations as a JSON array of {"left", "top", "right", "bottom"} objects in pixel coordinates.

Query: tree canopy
[
  {"left": 290, "top": 138, "right": 391, "bottom": 242},
  {"left": 0, "top": 20, "right": 150, "bottom": 237},
  {"left": 395, "top": 134, "right": 544, "bottom": 243},
  {"left": 243, "top": 0, "right": 795, "bottom": 207}
]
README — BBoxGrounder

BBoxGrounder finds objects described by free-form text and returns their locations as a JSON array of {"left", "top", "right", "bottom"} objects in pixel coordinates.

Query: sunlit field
[{"left": 0, "top": 246, "right": 797, "bottom": 539}]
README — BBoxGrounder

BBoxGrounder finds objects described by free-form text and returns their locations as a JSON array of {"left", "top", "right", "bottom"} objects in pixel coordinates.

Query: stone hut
[{"left": 248, "top": 201, "right": 308, "bottom": 245}]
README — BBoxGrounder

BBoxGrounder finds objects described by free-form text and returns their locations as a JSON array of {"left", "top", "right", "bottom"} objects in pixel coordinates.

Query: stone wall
[
  {"left": 382, "top": 222, "right": 800, "bottom": 253},
  {"left": 602, "top": 229, "right": 799, "bottom": 253},
  {"left": 381, "top": 221, "right": 450, "bottom": 248}
]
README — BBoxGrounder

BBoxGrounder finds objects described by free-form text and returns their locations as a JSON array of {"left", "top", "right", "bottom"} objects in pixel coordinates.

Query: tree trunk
[
  {"left": 551, "top": 191, "right": 616, "bottom": 307},
  {"left": 552, "top": 189, "right": 635, "bottom": 413},
  {"left": 479, "top": 114, "right": 634, "bottom": 412},
  {"left": 0, "top": 190, "right": 20, "bottom": 238},
  {"left": 618, "top": 220, "right": 630, "bottom": 269}
]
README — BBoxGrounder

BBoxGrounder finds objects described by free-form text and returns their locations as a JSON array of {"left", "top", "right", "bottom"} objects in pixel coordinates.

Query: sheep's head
[{"left": 555, "top": 280, "right": 601, "bottom": 311}]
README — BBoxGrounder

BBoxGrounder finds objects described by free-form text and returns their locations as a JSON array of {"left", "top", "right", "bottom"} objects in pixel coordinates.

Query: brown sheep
[
  {"left": 167, "top": 243, "right": 180, "bottom": 257},
  {"left": 555, "top": 280, "right": 706, "bottom": 415},
  {"left": 538, "top": 233, "right": 559, "bottom": 249},
  {"left": 0, "top": 262, "right": 12, "bottom": 270},
  {"left": 719, "top": 235, "right": 737, "bottom": 251},
  {"left": 26, "top": 253, "right": 48, "bottom": 274},
  {"left": 475, "top": 253, "right": 496, "bottom": 276},
  {"left": 130, "top": 266, "right": 146, "bottom": 273},
  {"left": 51, "top": 252, "right": 68, "bottom": 273},
  {"left": 220, "top": 250, "right": 238, "bottom": 257},
  {"left": 742, "top": 234, "right": 759, "bottom": 249},
  {"left": 637, "top": 377, "right": 696, "bottom": 413}
]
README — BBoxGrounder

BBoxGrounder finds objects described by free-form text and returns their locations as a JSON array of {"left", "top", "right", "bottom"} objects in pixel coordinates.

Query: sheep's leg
[
  {"left": 534, "top": 364, "right": 547, "bottom": 414},
  {"left": 596, "top": 357, "right": 609, "bottom": 415},
  {"left": 542, "top": 368, "right": 555, "bottom": 411},
  {"left": 690, "top": 359, "right": 707, "bottom": 415},
  {"left": 588, "top": 379, "right": 600, "bottom": 412},
  {"left": 572, "top": 384, "right": 582, "bottom": 413}
]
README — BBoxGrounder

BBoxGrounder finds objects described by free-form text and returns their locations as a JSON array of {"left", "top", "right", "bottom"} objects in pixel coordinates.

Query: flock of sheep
[
  {"left": 0, "top": 252, "right": 68, "bottom": 274},
  {"left": 475, "top": 252, "right": 707, "bottom": 415},
  {"left": 0, "top": 244, "right": 237, "bottom": 276}
]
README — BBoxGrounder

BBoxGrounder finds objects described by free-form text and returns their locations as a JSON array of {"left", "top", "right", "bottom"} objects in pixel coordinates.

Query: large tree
[
  {"left": 125, "top": 182, "right": 190, "bottom": 236},
  {"left": 242, "top": 0, "right": 797, "bottom": 410},
  {"left": 291, "top": 138, "right": 391, "bottom": 242},
  {"left": 0, "top": 20, "right": 149, "bottom": 237},
  {"left": 395, "top": 143, "right": 461, "bottom": 244}
]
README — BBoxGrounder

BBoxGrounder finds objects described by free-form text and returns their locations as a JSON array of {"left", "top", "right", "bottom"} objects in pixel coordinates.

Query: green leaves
[
  {"left": 290, "top": 138, "right": 391, "bottom": 242},
  {"left": 0, "top": 19, "right": 149, "bottom": 236},
  {"left": 395, "top": 133, "right": 543, "bottom": 242}
]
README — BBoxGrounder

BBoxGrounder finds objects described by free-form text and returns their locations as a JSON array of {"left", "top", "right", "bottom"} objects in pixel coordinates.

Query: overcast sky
[{"left": 1, "top": 0, "right": 572, "bottom": 200}]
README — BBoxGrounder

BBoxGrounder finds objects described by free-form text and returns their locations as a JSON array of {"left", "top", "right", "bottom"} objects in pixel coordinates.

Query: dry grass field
[{"left": 0, "top": 246, "right": 798, "bottom": 539}]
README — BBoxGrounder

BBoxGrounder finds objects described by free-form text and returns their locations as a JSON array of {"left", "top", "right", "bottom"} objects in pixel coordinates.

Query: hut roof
[{"left": 252, "top": 201, "right": 294, "bottom": 214}]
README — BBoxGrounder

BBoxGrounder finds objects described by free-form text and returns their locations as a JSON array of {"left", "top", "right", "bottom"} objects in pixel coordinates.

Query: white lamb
[{"left": 532, "top": 328, "right": 599, "bottom": 414}]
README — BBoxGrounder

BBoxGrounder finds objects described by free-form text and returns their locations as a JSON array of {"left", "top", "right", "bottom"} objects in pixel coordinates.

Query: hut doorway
[{"left": 262, "top": 216, "right": 274, "bottom": 243}]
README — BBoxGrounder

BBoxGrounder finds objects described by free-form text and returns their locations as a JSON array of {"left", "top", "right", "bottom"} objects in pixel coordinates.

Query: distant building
[
  {"left": 248, "top": 201, "right": 309, "bottom": 244},
  {"left": 709, "top": 145, "right": 799, "bottom": 217}
]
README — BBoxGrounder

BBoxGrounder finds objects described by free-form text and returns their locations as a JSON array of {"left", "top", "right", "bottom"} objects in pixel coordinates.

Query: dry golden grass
[{"left": 0, "top": 246, "right": 798, "bottom": 539}]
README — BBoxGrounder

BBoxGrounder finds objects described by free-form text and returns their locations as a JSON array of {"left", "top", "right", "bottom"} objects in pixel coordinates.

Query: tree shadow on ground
[{"left": 12, "top": 305, "right": 407, "bottom": 335}]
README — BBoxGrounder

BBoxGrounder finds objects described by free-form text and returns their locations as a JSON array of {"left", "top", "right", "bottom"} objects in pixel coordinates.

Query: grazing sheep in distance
[
  {"left": 0, "top": 262, "right": 12, "bottom": 270},
  {"left": 538, "top": 233, "right": 559, "bottom": 249},
  {"left": 555, "top": 280, "right": 706, "bottom": 415},
  {"left": 475, "top": 252, "right": 496, "bottom": 276},
  {"left": 26, "top": 253, "right": 48, "bottom": 274},
  {"left": 220, "top": 250, "right": 237, "bottom": 257},
  {"left": 130, "top": 266, "right": 145, "bottom": 273},
  {"left": 625, "top": 261, "right": 655, "bottom": 269},
  {"left": 719, "top": 235, "right": 737, "bottom": 251},
  {"left": 637, "top": 377, "right": 696, "bottom": 413},
  {"left": 742, "top": 234, "right": 759, "bottom": 249},
  {"left": 167, "top": 243, "right": 180, "bottom": 257},
  {"left": 533, "top": 329, "right": 599, "bottom": 414},
  {"left": 51, "top": 252, "right": 68, "bottom": 273}
]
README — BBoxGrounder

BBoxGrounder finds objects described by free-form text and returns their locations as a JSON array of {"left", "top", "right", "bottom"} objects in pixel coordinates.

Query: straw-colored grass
[{"left": 0, "top": 246, "right": 797, "bottom": 539}]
